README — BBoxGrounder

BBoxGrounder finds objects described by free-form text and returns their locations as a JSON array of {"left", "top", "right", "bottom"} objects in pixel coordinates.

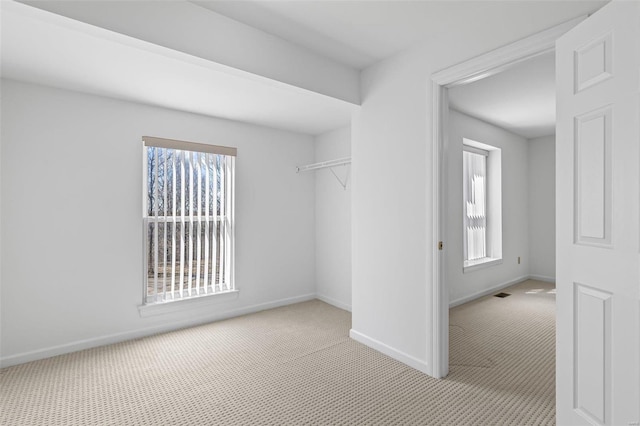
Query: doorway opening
[
  {"left": 445, "top": 53, "right": 557, "bottom": 408},
  {"left": 429, "top": 16, "right": 586, "bottom": 379}
]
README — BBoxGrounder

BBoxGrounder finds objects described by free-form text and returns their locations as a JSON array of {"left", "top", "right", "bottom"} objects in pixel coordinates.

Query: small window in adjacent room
[
  {"left": 463, "top": 139, "right": 502, "bottom": 271},
  {"left": 142, "top": 136, "right": 236, "bottom": 305}
]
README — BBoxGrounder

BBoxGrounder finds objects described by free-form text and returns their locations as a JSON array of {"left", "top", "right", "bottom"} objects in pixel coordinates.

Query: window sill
[
  {"left": 463, "top": 257, "right": 502, "bottom": 273},
  {"left": 138, "top": 290, "right": 239, "bottom": 317}
]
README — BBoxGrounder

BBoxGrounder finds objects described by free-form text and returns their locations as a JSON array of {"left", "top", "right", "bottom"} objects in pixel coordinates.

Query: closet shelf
[
  {"left": 296, "top": 157, "right": 351, "bottom": 189},
  {"left": 296, "top": 157, "right": 351, "bottom": 173}
]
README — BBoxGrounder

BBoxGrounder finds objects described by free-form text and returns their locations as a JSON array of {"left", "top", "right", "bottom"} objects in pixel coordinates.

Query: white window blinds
[
  {"left": 142, "top": 136, "right": 236, "bottom": 305},
  {"left": 463, "top": 149, "right": 487, "bottom": 261}
]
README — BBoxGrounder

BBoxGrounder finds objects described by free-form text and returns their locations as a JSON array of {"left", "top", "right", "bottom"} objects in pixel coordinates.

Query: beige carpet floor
[{"left": 0, "top": 279, "right": 556, "bottom": 425}]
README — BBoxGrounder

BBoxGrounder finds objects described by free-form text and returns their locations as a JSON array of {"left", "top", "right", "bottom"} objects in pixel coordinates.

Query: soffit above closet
[{"left": 1, "top": 1, "right": 357, "bottom": 136}]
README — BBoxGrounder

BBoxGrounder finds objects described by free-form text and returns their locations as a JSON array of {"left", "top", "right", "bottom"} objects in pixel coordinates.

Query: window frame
[
  {"left": 462, "top": 138, "right": 502, "bottom": 272},
  {"left": 462, "top": 147, "right": 488, "bottom": 262},
  {"left": 139, "top": 136, "right": 237, "bottom": 312}
]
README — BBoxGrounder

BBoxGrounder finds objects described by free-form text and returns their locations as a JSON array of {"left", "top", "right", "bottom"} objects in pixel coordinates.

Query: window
[
  {"left": 142, "top": 136, "right": 236, "bottom": 305},
  {"left": 463, "top": 148, "right": 487, "bottom": 261},
  {"left": 463, "top": 139, "right": 502, "bottom": 270}
]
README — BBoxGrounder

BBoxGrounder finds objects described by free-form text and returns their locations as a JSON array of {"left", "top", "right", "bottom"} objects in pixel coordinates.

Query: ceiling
[
  {"left": 449, "top": 51, "right": 556, "bottom": 139},
  {"left": 0, "top": 1, "right": 357, "bottom": 136},
  {"left": 194, "top": 0, "right": 607, "bottom": 70},
  {"left": 2, "top": 0, "right": 607, "bottom": 137},
  {"left": 191, "top": 0, "right": 604, "bottom": 139}
]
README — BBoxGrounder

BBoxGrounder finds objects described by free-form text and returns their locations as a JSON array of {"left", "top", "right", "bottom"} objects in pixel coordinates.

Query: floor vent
[{"left": 494, "top": 292, "right": 511, "bottom": 298}]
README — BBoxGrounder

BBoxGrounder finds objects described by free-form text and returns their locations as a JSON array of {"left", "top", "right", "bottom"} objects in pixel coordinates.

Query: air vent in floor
[{"left": 494, "top": 292, "right": 511, "bottom": 298}]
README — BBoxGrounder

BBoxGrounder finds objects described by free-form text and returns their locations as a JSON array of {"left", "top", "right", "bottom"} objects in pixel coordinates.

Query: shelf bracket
[{"left": 296, "top": 157, "right": 351, "bottom": 190}]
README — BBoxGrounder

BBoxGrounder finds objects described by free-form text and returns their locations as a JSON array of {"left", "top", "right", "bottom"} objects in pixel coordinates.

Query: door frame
[{"left": 429, "top": 16, "right": 587, "bottom": 378}]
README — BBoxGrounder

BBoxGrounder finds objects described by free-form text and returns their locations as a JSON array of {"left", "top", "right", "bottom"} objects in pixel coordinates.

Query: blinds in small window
[
  {"left": 463, "top": 149, "right": 487, "bottom": 261},
  {"left": 142, "top": 136, "right": 236, "bottom": 304}
]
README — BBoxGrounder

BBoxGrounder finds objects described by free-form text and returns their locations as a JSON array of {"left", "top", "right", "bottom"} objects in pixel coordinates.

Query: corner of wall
[
  {"left": 349, "top": 329, "right": 429, "bottom": 374},
  {"left": 313, "top": 125, "right": 352, "bottom": 310}
]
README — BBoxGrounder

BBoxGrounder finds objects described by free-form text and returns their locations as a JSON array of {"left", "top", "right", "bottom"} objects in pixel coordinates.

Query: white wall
[
  {"left": 314, "top": 127, "right": 351, "bottom": 311},
  {"left": 0, "top": 79, "right": 316, "bottom": 366},
  {"left": 351, "top": 50, "right": 430, "bottom": 370},
  {"left": 527, "top": 135, "right": 556, "bottom": 281},
  {"left": 446, "top": 110, "right": 529, "bottom": 305},
  {"left": 351, "top": 19, "right": 581, "bottom": 373}
]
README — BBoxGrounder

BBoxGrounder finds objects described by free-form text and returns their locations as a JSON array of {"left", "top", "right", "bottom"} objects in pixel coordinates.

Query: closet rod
[{"left": 296, "top": 157, "right": 351, "bottom": 173}]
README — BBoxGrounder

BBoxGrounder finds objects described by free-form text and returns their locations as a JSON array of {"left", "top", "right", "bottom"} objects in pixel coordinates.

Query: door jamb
[{"left": 429, "top": 16, "right": 586, "bottom": 379}]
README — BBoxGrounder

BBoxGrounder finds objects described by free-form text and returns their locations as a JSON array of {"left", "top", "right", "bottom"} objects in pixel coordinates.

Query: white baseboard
[
  {"left": 448, "top": 274, "right": 557, "bottom": 308},
  {"left": 2, "top": 276, "right": 558, "bottom": 369},
  {"left": 0, "top": 293, "right": 316, "bottom": 368},
  {"left": 349, "top": 329, "right": 430, "bottom": 375},
  {"left": 316, "top": 294, "right": 351, "bottom": 312},
  {"left": 528, "top": 274, "right": 556, "bottom": 283},
  {"left": 449, "top": 275, "right": 529, "bottom": 308}
]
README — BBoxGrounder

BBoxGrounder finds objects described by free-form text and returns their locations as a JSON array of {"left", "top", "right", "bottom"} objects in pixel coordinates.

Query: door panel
[
  {"left": 556, "top": 1, "right": 640, "bottom": 425},
  {"left": 574, "top": 106, "right": 612, "bottom": 245},
  {"left": 573, "top": 283, "right": 611, "bottom": 424}
]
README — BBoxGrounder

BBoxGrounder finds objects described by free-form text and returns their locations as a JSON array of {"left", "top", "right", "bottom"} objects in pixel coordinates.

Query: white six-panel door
[{"left": 556, "top": 1, "right": 640, "bottom": 424}]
